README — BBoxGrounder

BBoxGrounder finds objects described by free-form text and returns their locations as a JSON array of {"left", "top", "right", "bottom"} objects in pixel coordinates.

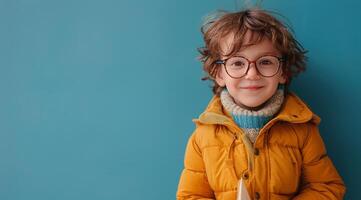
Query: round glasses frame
[{"left": 214, "top": 55, "right": 285, "bottom": 79}]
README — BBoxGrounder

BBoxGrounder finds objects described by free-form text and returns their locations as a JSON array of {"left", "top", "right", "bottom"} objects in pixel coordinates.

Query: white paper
[{"left": 236, "top": 178, "right": 251, "bottom": 200}]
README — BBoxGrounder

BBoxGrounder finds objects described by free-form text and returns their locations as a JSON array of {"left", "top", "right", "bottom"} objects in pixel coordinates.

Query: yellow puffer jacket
[{"left": 177, "top": 93, "right": 345, "bottom": 200}]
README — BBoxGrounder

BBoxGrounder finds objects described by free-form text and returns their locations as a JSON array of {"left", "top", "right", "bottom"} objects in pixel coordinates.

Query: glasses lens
[
  {"left": 256, "top": 56, "right": 280, "bottom": 76},
  {"left": 225, "top": 57, "right": 248, "bottom": 77}
]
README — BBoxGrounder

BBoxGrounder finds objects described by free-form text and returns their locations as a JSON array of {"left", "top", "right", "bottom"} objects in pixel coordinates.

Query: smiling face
[{"left": 216, "top": 32, "right": 286, "bottom": 109}]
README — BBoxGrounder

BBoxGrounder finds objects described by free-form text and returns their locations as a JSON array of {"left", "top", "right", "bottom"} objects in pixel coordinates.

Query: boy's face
[{"left": 216, "top": 32, "right": 286, "bottom": 109}]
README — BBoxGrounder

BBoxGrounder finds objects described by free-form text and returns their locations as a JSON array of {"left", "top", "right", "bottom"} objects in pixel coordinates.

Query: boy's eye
[
  {"left": 233, "top": 61, "right": 246, "bottom": 67},
  {"left": 259, "top": 59, "right": 273, "bottom": 65},
  {"left": 257, "top": 56, "right": 279, "bottom": 69},
  {"left": 228, "top": 57, "right": 247, "bottom": 69}
]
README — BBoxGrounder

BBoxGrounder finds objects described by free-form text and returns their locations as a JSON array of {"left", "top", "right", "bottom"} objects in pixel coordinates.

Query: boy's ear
[
  {"left": 279, "top": 74, "right": 286, "bottom": 84},
  {"left": 215, "top": 68, "right": 226, "bottom": 87},
  {"left": 279, "top": 70, "right": 287, "bottom": 84}
]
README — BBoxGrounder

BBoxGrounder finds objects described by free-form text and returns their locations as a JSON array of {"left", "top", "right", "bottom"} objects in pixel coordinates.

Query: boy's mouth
[{"left": 240, "top": 86, "right": 264, "bottom": 90}]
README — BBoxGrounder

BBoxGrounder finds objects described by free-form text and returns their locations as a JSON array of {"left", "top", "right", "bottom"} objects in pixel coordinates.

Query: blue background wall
[{"left": 1, "top": 0, "right": 360, "bottom": 199}]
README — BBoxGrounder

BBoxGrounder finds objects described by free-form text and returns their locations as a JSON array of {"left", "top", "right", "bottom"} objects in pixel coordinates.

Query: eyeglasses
[{"left": 215, "top": 55, "right": 285, "bottom": 78}]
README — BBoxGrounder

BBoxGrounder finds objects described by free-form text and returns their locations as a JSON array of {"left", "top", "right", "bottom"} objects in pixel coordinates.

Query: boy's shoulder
[
  {"left": 190, "top": 121, "right": 234, "bottom": 149},
  {"left": 279, "top": 91, "right": 321, "bottom": 125}
]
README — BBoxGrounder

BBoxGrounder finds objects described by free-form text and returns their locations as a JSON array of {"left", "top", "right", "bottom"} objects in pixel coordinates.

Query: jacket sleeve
[
  {"left": 176, "top": 130, "right": 215, "bottom": 200},
  {"left": 293, "top": 124, "right": 346, "bottom": 200}
]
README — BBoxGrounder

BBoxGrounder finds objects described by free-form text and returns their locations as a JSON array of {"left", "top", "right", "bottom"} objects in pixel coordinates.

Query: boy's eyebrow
[{"left": 233, "top": 51, "right": 281, "bottom": 57}]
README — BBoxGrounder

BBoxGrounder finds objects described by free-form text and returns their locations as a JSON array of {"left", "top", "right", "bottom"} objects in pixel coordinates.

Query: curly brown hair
[{"left": 198, "top": 8, "right": 307, "bottom": 96}]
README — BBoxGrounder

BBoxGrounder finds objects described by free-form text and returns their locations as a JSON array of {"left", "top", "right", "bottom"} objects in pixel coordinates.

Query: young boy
[{"left": 176, "top": 9, "right": 345, "bottom": 200}]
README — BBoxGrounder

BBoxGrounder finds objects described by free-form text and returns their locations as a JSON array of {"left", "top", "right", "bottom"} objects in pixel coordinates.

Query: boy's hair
[{"left": 198, "top": 8, "right": 307, "bottom": 96}]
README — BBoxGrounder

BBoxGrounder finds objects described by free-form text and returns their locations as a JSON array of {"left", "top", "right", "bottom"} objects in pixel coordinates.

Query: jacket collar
[{"left": 194, "top": 92, "right": 320, "bottom": 127}]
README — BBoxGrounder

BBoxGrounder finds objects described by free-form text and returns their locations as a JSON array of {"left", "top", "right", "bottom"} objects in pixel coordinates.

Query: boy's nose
[{"left": 244, "top": 63, "right": 261, "bottom": 80}]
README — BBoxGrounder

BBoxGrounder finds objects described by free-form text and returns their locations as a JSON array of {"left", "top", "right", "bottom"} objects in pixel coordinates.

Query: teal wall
[{"left": 1, "top": 0, "right": 359, "bottom": 199}]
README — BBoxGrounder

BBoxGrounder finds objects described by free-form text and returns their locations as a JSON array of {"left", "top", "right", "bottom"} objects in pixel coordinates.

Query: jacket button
[
  {"left": 242, "top": 171, "right": 249, "bottom": 180},
  {"left": 254, "top": 148, "right": 259, "bottom": 156},
  {"left": 255, "top": 192, "right": 260, "bottom": 199}
]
